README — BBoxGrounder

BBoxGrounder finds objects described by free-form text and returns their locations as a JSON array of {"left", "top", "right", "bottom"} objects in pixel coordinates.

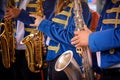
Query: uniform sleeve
[
  {"left": 15, "top": 9, "right": 35, "bottom": 25},
  {"left": 89, "top": 27, "right": 120, "bottom": 52},
  {"left": 38, "top": 2, "right": 92, "bottom": 45},
  {"left": 38, "top": 19, "right": 74, "bottom": 45}
]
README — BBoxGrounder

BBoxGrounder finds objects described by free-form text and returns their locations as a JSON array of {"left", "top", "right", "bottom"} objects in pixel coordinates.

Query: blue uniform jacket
[
  {"left": 15, "top": 0, "right": 56, "bottom": 37},
  {"left": 38, "top": 2, "right": 91, "bottom": 66},
  {"left": 89, "top": 0, "right": 120, "bottom": 68},
  {"left": 14, "top": 0, "right": 37, "bottom": 37}
]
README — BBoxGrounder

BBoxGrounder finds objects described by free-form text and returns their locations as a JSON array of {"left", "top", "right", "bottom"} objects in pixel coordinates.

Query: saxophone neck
[{"left": 73, "top": 0, "right": 85, "bottom": 31}]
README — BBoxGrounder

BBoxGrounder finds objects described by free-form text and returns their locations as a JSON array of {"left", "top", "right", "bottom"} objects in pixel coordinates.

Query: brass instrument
[
  {"left": 74, "top": 0, "right": 94, "bottom": 80},
  {"left": 0, "top": 0, "right": 15, "bottom": 68},
  {"left": 55, "top": 50, "right": 83, "bottom": 80},
  {"left": 20, "top": 0, "right": 45, "bottom": 73},
  {"left": 0, "top": 23, "right": 10, "bottom": 68}
]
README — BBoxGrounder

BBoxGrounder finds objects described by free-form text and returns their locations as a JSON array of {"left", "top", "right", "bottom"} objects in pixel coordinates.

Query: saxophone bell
[
  {"left": 20, "top": 34, "right": 34, "bottom": 45},
  {"left": 55, "top": 50, "right": 83, "bottom": 80}
]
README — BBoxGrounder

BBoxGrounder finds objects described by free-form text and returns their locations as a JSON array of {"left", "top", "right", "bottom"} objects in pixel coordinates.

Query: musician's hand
[
  {"left": 71, "top": 25, "right": 92, "bottom": 47},
  {"left": 29, "top": 14, "right": 44, "bottom": 27},
  {"left": 4, "top": 7, "right": 21, "bottom": 20}
]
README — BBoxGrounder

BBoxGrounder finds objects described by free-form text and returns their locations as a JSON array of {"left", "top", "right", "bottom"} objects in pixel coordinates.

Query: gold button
[{"left": 109, "top": 49, "right": 115, "bottom": 54}]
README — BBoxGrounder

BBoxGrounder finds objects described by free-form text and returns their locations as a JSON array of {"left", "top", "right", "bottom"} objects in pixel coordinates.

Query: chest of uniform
[{"left": 101, "top": 3, "right": 120, "bottom": 30}]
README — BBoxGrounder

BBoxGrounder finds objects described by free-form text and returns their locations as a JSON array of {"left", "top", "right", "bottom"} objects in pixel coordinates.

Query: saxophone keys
[{"left": 76, "top": 47, "right": 83, "bottom": 56}]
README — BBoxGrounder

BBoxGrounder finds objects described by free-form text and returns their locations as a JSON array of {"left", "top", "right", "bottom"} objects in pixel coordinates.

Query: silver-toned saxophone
[
  {"left": 55, "top": 1, "right": 83, "bottom": 80},
  {"left": 55, "top": 50, "right": 83, "bottom": 80},
  {"left": 74, "top": 0, "right": 94, "bottom": 80},
  {"left": 55, "top": 0, "right": 94, "bottom": 80},
  {"left": 20, "top": 0, "right": 46, "bottom": 73},
  {"left": 0, "top": 0, "right": 16, "bottom": 68}
]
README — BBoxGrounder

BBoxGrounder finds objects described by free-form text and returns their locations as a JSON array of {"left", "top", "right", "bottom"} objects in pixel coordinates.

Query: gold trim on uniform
[
  {"left": 52, "top": 18, "right": 67, "bottom": 25},
  {"left": 52, "top": 2, "right": 73, "bottom": 28},
  {"left": 29, "top": 12, "right": 36, "bottom": 15},
  {"left": 27, "top": 4, "right": 37, "bottom": 8},
  {"left": 14, "top": 0, "right": 19, "bottom": 3},
  {"left": 25, "top": 28, "right": 34, "bottom": 32},
  {"left": 103, "top": 5, "right": 120, "bottom": 28},
  {"left": 58, "top": 11, "right": 71, "bottom": 17},
  {"left": 64, "top": 2, "right": 73, "bottom": 27},
  {"left": 13, "top": 28, "right": 34, "bottom": 33},
  {"left": 106, "top": 6, "right": 120, "bottom": 13},
  {"left": 103, "top": 19, "right": 120, "bottom": 24},
  {"left": 112, "top": 0, "right": 120, "bottom": 4},
  {"left": 48, "top": 44, "right": 60, "bottom": 53},
  {"left": 109, "top": 49, "right": 115, "bottom": 54}
]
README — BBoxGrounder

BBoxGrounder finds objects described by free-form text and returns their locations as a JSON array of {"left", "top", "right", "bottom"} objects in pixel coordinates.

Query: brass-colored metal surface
[
  {"left": 0, "top": 0, "right": 16, "bottom": 68},
  {"left": 20, "top": 0, "right": 46, "bottom": 73}
]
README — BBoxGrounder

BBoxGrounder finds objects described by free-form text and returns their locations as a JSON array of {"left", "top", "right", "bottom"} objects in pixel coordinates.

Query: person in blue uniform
[
  {"left": 29, "top": 0, "right": 92, "bottom": 80},
  {"left": 71, "top": 0, "right": 120, "bottom": 80},
  {"left": 4, "top": 0, "right": 46, "bottom": 80},
  {"left": 4, "top": 0, "right": 57, "bottom": 80}
]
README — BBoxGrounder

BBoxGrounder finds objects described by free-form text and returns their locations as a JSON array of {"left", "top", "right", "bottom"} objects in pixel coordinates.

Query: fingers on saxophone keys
[{"left": 71, "top": 36, "right": 80, "bottom": 47}]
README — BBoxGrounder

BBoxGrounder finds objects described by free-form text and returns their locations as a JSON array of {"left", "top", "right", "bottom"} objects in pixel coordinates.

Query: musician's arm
[{"left": 89, "top": 27, "right": 120, "bottom": 52}]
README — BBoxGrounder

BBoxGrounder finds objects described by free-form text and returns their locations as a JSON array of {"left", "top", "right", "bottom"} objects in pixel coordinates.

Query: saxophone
[
  {"left": 55, "top": 1, "right": 83, "bottom": 80},
  {"left": 20, "top": 0, "right": 45, "bottom": 73},
  {"left": 55, "top": 50, "right": 83, "bottom": 80},
  {"left": 0, "top": 23, "right": 11, "bottom": 68},
  {"left": 0, "top": 0, "right": 15, "bottom": 68},
  {"left": 55, "top": 0, "right": 94, "bottom": 80},
  {"left": 74, "top": 0, "right": 94, "bottom": 80}
]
